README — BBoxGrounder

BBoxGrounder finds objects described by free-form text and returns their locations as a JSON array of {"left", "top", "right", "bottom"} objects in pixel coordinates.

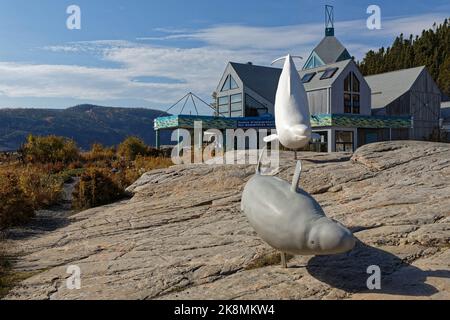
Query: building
[
  {"left": 154, "top": 6, "right": 442, "bottom": 152},
  {"left": 366, "top": 67, "right": 442, "bottom": 141},
  {"left": 303, "top": 32, "right": 351, "bottom": 69},
  {"left": 441, "top": 101, "right": 450, "bottom": 140}
]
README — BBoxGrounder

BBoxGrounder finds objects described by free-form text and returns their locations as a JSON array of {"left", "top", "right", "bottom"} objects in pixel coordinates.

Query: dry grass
[
  {"left": 245, "top": 251, "right": 294, "bottom": 270},
  {"left": 0, "top": 251, "right": 44, "bottom": 299},
  {"left": 0, "top": 136, "right": 173, "bottom": 229}
]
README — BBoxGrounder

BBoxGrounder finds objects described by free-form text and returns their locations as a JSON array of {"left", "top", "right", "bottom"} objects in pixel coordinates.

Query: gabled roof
[
  {"left": 365, "top": 66, "right": 425, "bottom": 109},
  {"left": 229, "top": 60, "right": 352, "bottom": 104},
  {"left": 230, "top": 62, "right": 282, "bottom": 103},
  {"left": 311, "top": 36, "right": 351, "bottom": 65}
]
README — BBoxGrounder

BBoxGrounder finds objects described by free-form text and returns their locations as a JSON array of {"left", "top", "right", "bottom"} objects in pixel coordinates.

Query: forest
[{"left": 358, "top": 18, "right": 450, "bottom": 97}]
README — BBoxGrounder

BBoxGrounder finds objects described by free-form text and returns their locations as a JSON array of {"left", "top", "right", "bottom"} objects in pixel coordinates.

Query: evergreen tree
[{"left": 358, "top": 18, "right": 449, "bottom": 96}]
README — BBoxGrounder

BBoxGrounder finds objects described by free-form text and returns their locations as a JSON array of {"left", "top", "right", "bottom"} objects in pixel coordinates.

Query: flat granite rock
[{"left": 3, "top": 141, "right": 449, "bottom": 300}]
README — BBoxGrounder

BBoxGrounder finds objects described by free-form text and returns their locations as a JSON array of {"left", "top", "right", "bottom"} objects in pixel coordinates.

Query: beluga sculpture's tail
[{"left": 265, "top": 55, "right": 318, "bottom": 149}]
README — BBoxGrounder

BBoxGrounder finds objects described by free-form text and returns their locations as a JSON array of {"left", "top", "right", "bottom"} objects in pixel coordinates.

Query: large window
[
  {"left": 344, "top": 72, "right": 361, "bottom": 114},
  {"left": 218, "top": 96, "right": 229, "bottom": 116},
  {"left": 217, "top": 93, "right": 243, "bottom": 117},
  {"left": 245, "top": 94, "right": 268, "bottom": 117},
  {"left": 230, "top": 93, "right": 243, "bottom": 117},
  {"left": 335, "top": 131, "right": 354, "bottom": 152},
  {"left": 221, "top": 75, "right": 239, "bottom": 92},
  {"left": 308, "top": 131, "right": 328, "bottom": 152}
]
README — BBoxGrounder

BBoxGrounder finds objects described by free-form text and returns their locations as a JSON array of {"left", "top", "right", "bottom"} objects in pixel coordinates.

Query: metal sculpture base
[{"left": 281, "top": 252, "right": 288, "bottom": 268}]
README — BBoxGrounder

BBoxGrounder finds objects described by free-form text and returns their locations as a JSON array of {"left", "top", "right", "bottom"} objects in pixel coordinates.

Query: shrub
[
  {"left": 0, "top": 171, "right": 34, "bottom": 229},
  {"left": 72, "top": 168, "right": 126, "bottom": 210},
  {"left": 17, "top": 166, "right": 64, "bottom": 209},
  {"left": 21, "top": 135, "right": 80, "bottom": 164},
  {"left": 83, "top": 143, "right": 116, "bottom": 162},
  {"left": 117, "top": 137, "right": 149, "bottom": 161}
]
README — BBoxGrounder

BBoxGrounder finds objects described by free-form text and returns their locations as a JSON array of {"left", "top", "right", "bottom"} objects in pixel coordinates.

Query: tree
[
  {"left": 117, "top": 137, "right": 149, "bottom": 161},
  {"left": 20, "top": 135, "right": 80, "bottom": 164},
  {"left": 438, "top": 55, "right": 450, "bottom": 97},
  {"left": 358, "top": 18, "right": 449, "bottom": 96},
  {"left": 72, "top": 168, "right": 125, "bottom": 210},
  {"left": 0, "top": 171, "right": 34, "bottom": 229}
]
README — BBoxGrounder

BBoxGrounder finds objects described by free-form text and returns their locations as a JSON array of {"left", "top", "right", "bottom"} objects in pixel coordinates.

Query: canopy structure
[
  {"left": 159, "top": 92, "right": 216, "bottom": 118},
  {"left": 155, "top": 113, "right": 411, "bottom": 132}
]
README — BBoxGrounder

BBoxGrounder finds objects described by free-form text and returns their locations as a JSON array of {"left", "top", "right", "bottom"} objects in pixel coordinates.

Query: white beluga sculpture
[
  {"left": 241, "top": 160, "right": 356, "bottom": 268},
  {"left": 265, "top": 54, "right": 320, "bottom": 150}
]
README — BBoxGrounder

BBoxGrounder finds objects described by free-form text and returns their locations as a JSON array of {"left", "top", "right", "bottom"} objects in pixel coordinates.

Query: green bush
[
  {"left": 72, "top": 168, "right": 126, "bottom": 210},
  {"left": 21, "top": 135, "right": 80, "bottom": 164}
]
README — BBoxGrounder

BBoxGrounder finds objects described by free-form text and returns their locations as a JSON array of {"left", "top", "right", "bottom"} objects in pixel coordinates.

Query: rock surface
[{"left": 3, "top": 141, "right": 450, "bottom": 300}]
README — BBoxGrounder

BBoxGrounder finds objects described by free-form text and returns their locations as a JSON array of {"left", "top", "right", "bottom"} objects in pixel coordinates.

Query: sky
[{"left": 0, "top": 0, "right": 448, "bottom": 114}]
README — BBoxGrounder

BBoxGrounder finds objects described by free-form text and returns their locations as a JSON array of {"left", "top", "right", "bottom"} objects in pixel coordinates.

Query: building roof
[
  {"left": 299, "top": 59, "right": 352, "bottom": 90},
  {"left": 230, "top": 62, "right": 281, "bottom": 103},
  {"left": 230, "top": 59, "right": 352, "bottom": 104},
  {"left": 311, "top": 36, "right": 351, "bottom": 64},
  {"left": 365, "top": 66, "right": 425, "bottom": 109}
]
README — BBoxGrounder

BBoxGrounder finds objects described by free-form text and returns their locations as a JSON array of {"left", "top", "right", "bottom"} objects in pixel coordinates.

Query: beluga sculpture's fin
[
  {"left": 291, "top": 161, "right": 302, "bottom": 193},
  {"left": 256, "top": 145, "right": 268, "bottom": 174},
  {"left": 271, "top": 55, "right": 303, "bottom": 66},
  {"left": 263, "top": 134, "right": 279, "bottom": 143}
]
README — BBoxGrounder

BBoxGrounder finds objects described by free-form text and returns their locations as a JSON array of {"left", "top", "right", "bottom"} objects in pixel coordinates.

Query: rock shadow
[
  {"left": 305, "top": 157, "right": 352, "bottom": 164},
  {"left": 306, "top": 240, "right": 450, "bottom": 297},
  {"left": 5, "top": 209, "right": 72, "bottom": 240}
]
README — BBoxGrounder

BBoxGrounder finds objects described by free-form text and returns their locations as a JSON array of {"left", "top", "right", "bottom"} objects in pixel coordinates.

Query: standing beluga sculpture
[
  {"left": 264, "top": 54, "right": 319, "bottom": 152},
  {"left": 241, "top": 54, "right": 355, "bottom": 268}
]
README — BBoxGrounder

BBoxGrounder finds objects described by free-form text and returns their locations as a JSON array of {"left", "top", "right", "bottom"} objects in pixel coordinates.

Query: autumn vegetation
[{"left": 0, "top": 135, "right": 172, "bottom": 229}]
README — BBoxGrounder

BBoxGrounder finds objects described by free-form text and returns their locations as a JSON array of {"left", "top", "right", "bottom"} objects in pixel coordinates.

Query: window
[
  {"left": 352, "top": 94, "right": 360, "bottom": 114},
  {"left": 308, "top": 131, "right": 328, "bottom": 153},
  {"left": 230, "top": 93, "right": 242, "bottom": 117},
  {"left": 335, "top": 131, "right": 354, "bottom": 152},
  {"left": 218, "top": 96, "right": 229, "bottom": 116},
  {"left": 302, "top": 72, "right": 316, "bottom": 83},
  {"left": 343, "top": 72, "right": 361, "bottom": 114},
  {"left": 344, "top": 74, "right": 351, "bottom": 91},
  {"left": 221, "top": 75, "right": 239, "bottom": 92},
  {"left": 352, "top": 73, "right": 360, "bottom": 92},
  {"left": 304, "top": 53, "right": 324, "bottom": 70},
  {"left": 245, "top": 94, "right": 268, "bottom": 117},
  {"left": 217, "top": 93, "right": 243, "bottom": 117},
  {"left": 320, "top": 67, "right": 338, "bottom": 80},
  {"left": 344, "top": 93, "right": 352, "bottom": 114}
]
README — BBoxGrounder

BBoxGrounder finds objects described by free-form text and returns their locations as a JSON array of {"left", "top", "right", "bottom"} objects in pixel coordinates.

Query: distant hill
[{"left": 0, "top": 104, "right": 172, "bottom": 151}]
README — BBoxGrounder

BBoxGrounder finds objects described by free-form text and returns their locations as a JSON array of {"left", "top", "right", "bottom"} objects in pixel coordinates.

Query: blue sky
[{"left": 0, "top": 0, "right": 448, "bottom": 113}]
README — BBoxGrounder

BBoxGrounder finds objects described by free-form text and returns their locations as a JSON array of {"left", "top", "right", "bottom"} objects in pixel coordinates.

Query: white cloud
[{"left": 0, "top": 12, "right": 446, "bottom": 110}]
